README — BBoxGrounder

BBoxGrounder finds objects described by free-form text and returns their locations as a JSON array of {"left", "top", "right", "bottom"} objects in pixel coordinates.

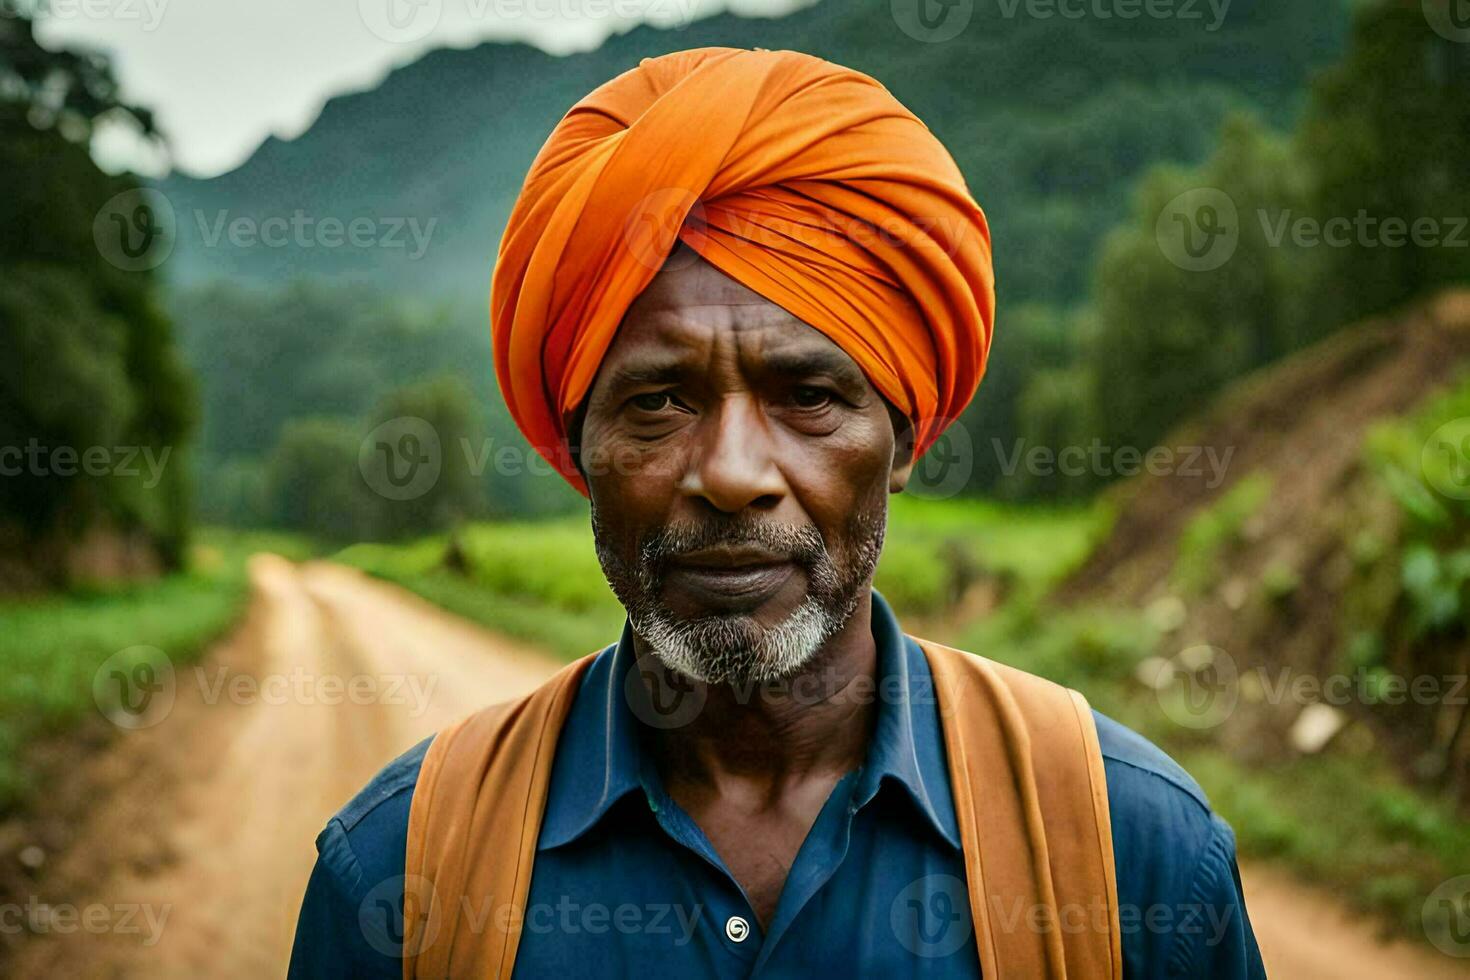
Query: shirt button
[{"left": 725, "top": 915, "right": 750, "bottom": 943}]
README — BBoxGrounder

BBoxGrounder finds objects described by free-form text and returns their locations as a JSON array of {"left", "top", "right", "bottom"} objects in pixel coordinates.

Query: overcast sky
[{"left": 37, "top": 0, "right": 807, "bottom": 178}]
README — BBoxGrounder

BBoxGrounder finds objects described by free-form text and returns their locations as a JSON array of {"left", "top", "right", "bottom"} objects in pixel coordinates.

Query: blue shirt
[{"left": 288, "top": 593, "right": 1264, "bottom": 978}]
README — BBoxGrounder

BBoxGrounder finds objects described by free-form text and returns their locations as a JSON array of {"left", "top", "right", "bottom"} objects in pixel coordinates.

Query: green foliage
[
  {"left": 173, "top": 281, "right": 581, "bottom": 527},
  {"left": 871, "top": 539, "right": 953, "bottom": 618},
  {"left": 258, "top": 374, "right": 490, "bottom": 543},
  {"left": 1088, "top": 115, "right": 1312, "bottom": 453},
  {"left": 956, "top": 584, "right": 1470, "bottom": 935},
  {"left": 1171, "top": 472, "right": 1273, "bottom": 594},
  {"left": 452, "top": 520, "right": 618, "bottom": 615},
  {"left": 1179, "top": 748, "right": 1470, "bottom": 933},
  {"left": 1297, "top": 2, "right": 1470, "bottom": 330},
  {"left": 337, "top": 521, "right": 624, "bottom": 659},
  {"left": 363, "top": 568, "right": 622, "bottom": 661},
  {"left": 1367, "top": 372, "right": 1470, "bottom": 527},
  {"left": 1260, "top": 560, "right": 1301, "bottom": 602},
  {"left": 1062, "top": 1, "right": 1469, "bottom": 482},
  {"left": 1009, "top": 364, "right": 1099, "bottom": 500},
  {"left": 883, "top": 493, "right": 1107, "bottom": 599},
  {"left": 1400, "top": 545, "right": 1470, "bottom": 638},
  {"left": 1, "top": 35, "right": 193, "bottom": 577},
  {"left": 366, "top": 375, "right": 487, "bottom": 538},
  {"left": 957, "top": 303, "right": 1083, "bottom": 494},
  {"left": 265, "top": 417, "right": 378, "bottom": 541},
  {"left": 1362, "top": 372, "right": 1470, "bottom": 643},
  {"left": 961, "top": 599, "right": 1157, "bottom": 724},
  {"left": 171, "top": 282, "right": 480, "bottom": 459},
  {"left": 0, "top": 2, "right": 155, "bottom": 138}
]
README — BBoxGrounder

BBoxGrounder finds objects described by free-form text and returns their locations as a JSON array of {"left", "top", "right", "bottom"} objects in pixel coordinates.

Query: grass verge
[
  {"left": 963, "top": 597, "right": 1470, "bottom": 940},
  {"left": 0, "top": 528, "right": 315, "bottom": 811}
]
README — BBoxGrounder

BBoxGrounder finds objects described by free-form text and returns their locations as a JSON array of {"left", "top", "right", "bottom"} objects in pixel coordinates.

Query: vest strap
[{"left": 402, "top": 641, "right": 1121, "bottom": 978}]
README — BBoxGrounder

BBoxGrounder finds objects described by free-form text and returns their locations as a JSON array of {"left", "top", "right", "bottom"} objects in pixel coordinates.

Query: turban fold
[{"left": 491, "top": 46, "right": 995, "bottom": 494}]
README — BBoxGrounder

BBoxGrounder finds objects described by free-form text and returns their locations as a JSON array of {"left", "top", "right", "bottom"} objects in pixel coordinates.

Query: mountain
[{"left": 153, "top": 0, "right": 1349, "bottom": 313}]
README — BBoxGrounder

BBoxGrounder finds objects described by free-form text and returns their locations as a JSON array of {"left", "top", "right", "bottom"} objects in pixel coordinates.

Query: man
[{"left": 289, "top": 47, "right": 1264, "bottom": 978}]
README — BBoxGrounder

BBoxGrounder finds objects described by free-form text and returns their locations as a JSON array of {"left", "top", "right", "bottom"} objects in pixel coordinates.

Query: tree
[
  {"left": 265, "top": 418, "right": 379, "bottom": 542},
  {"left": 1087, "top": 114, "right": 1309, "bottom": 453},
  {"left": 1297, "top": 0, "right": 1470, "bottom": 332},
  {"left": 364, "top": 376, "right": 486, "bottom": 539},
  {"left": 0, "top": 7, "right": 193, "bottom": 584},
  {"left": 0, "top": 1, "right": 157, "bottom": 154},
  {"left": 261, "top": 376, "right": 488, "bottom": 542}
]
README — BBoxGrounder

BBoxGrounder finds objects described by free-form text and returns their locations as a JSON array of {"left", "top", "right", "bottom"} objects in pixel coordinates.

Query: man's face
[{"left": 578, "top": 245, "right": 914, "bottom": 685}]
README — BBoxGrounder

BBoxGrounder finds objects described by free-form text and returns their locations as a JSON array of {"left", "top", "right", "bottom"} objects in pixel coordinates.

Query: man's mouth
[{"left": 662, "top": 544, "right": 800, "bottom": 609}]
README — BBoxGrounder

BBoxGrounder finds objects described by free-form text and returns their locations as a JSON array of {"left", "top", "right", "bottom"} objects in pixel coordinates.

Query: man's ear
[
  {"left": 565, "top": 402, "right": 589, "bottom": 481},
  {"left": 887, "top": 405, "right": 916, "bottom": 494}
]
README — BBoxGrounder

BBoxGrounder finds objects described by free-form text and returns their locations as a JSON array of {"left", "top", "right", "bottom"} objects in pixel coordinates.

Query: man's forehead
[
  {"left": 611, "top": 247, "right": 854, "bottom": 364},
  {"left": 632, "top": 243, "right": 777, "bottom": 309}
]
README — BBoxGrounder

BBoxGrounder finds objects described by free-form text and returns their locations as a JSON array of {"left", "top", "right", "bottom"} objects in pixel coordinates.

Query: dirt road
[
  {"left": 6, "top": 556, "right": 559, "bottom": 977},
  {"left": 6, "top": 557, "right": 1468, "bottom": 977}
]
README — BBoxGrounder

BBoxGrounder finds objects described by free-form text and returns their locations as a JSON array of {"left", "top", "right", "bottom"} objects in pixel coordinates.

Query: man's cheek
[
  {"left": 586, "top": 438, "right": 688, "bottom": 484},
  {"left": 795, "top": 449, "right": 890, "bottom": 520}
]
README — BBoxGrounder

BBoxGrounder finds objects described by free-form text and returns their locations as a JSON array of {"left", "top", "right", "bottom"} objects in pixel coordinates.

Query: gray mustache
[{"left": 639, "top": 519, "right": 828, "bottom": 571}]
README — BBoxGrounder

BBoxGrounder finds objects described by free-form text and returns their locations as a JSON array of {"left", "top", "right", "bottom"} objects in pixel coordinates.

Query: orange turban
[{"left": 491, "top": 46, "right": 995, "bottom": 494}]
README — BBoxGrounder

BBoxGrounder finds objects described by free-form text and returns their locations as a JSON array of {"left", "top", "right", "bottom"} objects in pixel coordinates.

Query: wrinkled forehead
[{"left": 596, "top": 244, "right": 869, "bottom": 388}]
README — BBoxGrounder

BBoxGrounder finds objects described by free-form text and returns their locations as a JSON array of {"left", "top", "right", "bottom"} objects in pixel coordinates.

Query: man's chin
[{"left": 638, "top": 594, "right": 845, "bottom": 687}]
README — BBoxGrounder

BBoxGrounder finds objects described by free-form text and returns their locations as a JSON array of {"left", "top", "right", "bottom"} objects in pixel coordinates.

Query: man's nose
[{"left": 678, "top": 396, "right": 787, "bottom": 513}]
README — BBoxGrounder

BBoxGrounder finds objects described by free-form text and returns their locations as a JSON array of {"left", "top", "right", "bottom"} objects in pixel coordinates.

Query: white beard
[{"left": 633, "top": 594, "right": 854, "bottom": 686}]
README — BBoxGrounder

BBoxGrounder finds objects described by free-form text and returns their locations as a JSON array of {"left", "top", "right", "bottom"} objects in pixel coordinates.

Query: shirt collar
[{"left": 537, "top": 590, "right": 961, "bottom": 851}]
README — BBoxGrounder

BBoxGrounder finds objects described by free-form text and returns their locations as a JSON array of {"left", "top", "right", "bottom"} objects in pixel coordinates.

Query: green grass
[
  {"left": 0, "top": 528, "right": 316, "bottom": 811},
  {"left": 1178, "top": 748, "right": 1470, "bottom": 936},
  {"left": 877, "top": 494, "right": 1108, "bottom": 613},
  {"left": 336, "top": 518, "right": 624, "bottom": 658},
  {"left": 1171, "top": 471, "right": 1272, "bottom": 595}
]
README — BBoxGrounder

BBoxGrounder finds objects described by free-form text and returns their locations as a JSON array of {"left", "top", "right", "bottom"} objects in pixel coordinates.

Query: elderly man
[{"left": 289, "top": 47, "right": 1263, "bottom": 978}]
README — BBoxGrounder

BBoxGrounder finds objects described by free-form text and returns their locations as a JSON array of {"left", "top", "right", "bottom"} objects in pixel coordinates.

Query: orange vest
[{"left": 401, "top": 638, "right": 1122, "bottom": 979}]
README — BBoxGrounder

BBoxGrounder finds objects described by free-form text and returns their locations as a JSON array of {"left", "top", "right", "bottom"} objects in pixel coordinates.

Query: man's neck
[{"left": 637, "top": 593, "right": 879, "bottom": 798}]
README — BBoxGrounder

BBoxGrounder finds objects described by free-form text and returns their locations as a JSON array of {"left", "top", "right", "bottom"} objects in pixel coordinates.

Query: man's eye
[
  {"left": 630, "top": 392, "right": 672, "bottom": 412},
  {"left": 791, "top": 386, "right": 833, "bottom": 409}
]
